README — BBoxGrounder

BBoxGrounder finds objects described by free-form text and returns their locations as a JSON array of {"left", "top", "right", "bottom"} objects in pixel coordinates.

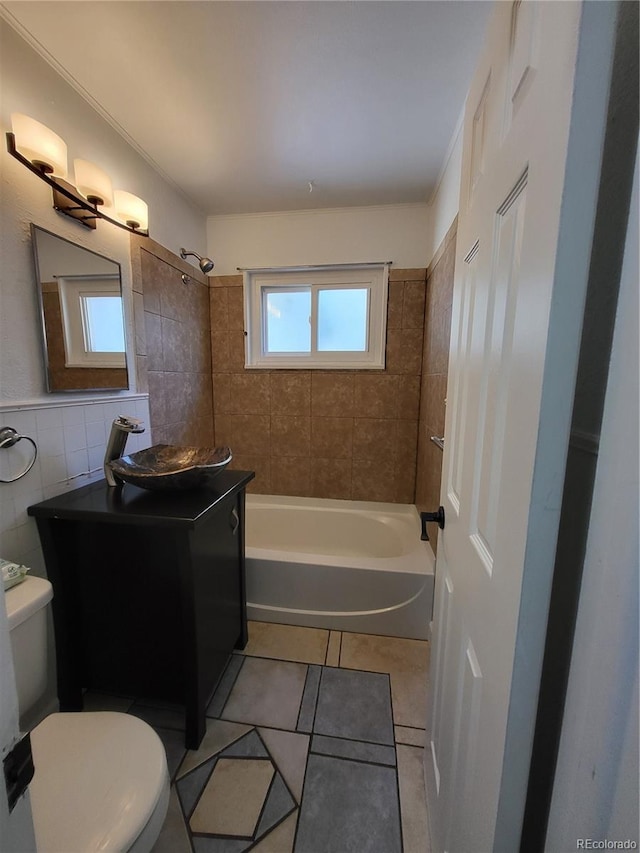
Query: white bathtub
[{"left": 244, "top": 494, "right": 434, "bottom": 640}]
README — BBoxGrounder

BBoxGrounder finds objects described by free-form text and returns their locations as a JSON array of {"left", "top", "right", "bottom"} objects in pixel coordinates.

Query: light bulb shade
[
  {"left": 114, "top": 190, "right": 148, "bottom": 230},
  {"left": 11, "top": 113, "right": 67, "bottom": 178},
  {"left": 74, "top": 159, "right": 113, "bottom": 207}
]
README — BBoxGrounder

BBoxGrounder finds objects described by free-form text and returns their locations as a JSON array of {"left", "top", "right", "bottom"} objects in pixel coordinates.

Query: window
[
  {"left": 244, "top": 264, "right": 389, "bottom": 369},
  {"left": 58, "top": 275, "right": 126, "bottom": 368}
]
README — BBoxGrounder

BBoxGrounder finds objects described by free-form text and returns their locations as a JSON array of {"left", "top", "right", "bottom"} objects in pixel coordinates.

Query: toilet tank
[{"left": 5, "top": 577, "right": 53, "bottom": 717}]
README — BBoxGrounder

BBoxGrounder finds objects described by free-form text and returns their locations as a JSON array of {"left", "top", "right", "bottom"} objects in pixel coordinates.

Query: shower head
[{"left": 180, "top": 248, "right": 214, "bottom": 274}]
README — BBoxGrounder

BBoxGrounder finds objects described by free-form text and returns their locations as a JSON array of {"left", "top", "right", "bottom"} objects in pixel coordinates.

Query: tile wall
[
  {"left": 415, "top": 219, "right": 457, "bottom": 551},
  {"left": 209, "top": 269, "right": 427, "bottom": 502},
  {"left": 131, "top": 236, "right": 214, "bottom": 447},
  {"left": 0, "top": 396, "right": 150, "bottom": 574}
]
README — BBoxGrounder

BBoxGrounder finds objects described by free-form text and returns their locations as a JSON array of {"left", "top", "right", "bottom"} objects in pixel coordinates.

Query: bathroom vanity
[{"left": 28, "top": 469, "right": 254, "bottom": 749}]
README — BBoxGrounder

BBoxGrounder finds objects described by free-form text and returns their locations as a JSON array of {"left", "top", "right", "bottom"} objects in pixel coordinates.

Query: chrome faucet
[{"left": 104, "top": 416, "right": 145, "bottom": 486}]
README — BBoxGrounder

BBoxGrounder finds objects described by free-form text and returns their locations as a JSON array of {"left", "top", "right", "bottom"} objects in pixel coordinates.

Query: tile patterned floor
[{"left": 85, "top": 621, "right": 431, "bottom": 853}]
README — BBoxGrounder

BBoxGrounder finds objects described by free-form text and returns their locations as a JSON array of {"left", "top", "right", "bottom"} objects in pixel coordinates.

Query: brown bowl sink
[{"left": 107, "top": 444, "right": 232, "bottom": 491}]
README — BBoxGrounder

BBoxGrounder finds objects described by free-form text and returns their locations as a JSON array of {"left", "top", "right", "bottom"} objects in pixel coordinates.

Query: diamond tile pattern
[{"left": 118, "top": 622, "right": 431, "bottom": 851}]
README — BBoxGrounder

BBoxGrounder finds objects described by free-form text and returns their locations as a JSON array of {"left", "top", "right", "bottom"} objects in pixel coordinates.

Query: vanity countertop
[{"left": 28, "top": 469, "right": 255, "bottom": 529}]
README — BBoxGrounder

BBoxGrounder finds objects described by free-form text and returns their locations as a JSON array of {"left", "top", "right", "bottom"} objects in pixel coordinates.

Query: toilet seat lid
[{"left": 29, "top": 711, "right": 168, "bottom": 852}]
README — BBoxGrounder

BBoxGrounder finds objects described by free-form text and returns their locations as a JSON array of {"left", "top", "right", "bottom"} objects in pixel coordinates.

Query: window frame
[
  {"left": 244, "top": 264, "right": 389, "bottom": 369},
  {"left": 58, "top": 274, "right": 126, "bottom": 369}
]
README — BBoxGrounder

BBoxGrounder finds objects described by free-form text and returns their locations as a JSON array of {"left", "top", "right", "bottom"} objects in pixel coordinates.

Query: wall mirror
[{"left": 31, "top": 224, "right": 129, "bottom": 392}]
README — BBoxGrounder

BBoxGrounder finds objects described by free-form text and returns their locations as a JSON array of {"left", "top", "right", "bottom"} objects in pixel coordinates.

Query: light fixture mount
[{"left": 6, "top": 131, "right": 149, "bottom": 236}]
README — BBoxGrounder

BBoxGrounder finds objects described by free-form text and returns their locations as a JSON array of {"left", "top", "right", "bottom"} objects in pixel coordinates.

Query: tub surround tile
[
  {"left": 270, "top": 416, "right": 311, "bottom": 458},
  {"left": 229, "top": 454, "right": 271, "bottom": 494},
  {"left": 222, "top": 657, "right": 307, "bottom": 730},
  {"left": 229, "top": 373, "right": 271, "bottom": 415},
  {"left": 351, "top": 457, "right": 400, "bottom": 503},
  {"left": 310, "top": 417, "right": 353, "bottom": 459},
  {"left": 210, "top": 286, "right": 229, "bottom": 330},
  {"left": 397, "top": 744, "right": 432, "bottom": 853},
  {"left": 354, "top": 374, "right": 398, "bottom": 419},
  {"left": 270, "top": 456, "right": 311, "bottom": 496},
  {"left": 227, "top": 286, "right": 246, "bottom": 330},
  {"left": 386, "top": 280, "right": 404, "bottom": 330},
  {"left": 352, "top": 418, "right": 397, "bottom": 461},
  {"left": 311, "top": 374, "right": 355, "bottom": 417},
  {"left": 313, "top": 668, "right": 394, "bottom": 746},
  {"left": 242, "top": 621, "right": 329, "bottom": 665},
  {"left": 269, "top": 372, "right": 311, "bottom": 416},
  {"left": 309, "top": 457, "right": 352, "bottom": 500},
  {"left": 215, "top": 414, "right": 271, "bottom": 456},
  {"left": 295, "top": 754, "right": 402, "bottom": 853},
  {"left": 402, "top": 281, "right": 427, "bottom": 330}
]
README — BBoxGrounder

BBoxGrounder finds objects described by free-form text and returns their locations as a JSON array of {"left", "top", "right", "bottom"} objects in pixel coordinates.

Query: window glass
[
  {"left": 265, "top": 289, "right": 311, "bottom": 353},
  {"left": 82, "top": 295, "right": 125, "bottom": 353},
  {"left": 317, "top": 288, "right": 368, "bottom": 352}
]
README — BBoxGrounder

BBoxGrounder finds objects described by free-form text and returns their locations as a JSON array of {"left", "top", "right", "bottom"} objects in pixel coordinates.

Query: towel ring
[{"left": 0, "top": 427, "right": 38, "bottom": 483}]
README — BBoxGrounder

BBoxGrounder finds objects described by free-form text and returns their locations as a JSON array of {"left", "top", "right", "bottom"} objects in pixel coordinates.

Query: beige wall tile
[
  {"left": 387, "top": 281, "right": 404, "bottom": 330},
  {"left": 211, "top": 331, "right": 231, "bottom": 372},
  {"left": 386, "top": 328, "right": 424, "bottom": 375},
  {"left": 229, "top": 373, "right": 271, "bottom": 415},
  {"left": 229, "top": 454, "right": 271, "bottom": 493},
  {"left": 212, "top": 373, "right": 231, "bottom": 415},
  {"left": 270, "top": 456, "right": 311, "bottom": 496},
  {"left": 352, "top": 457, "right": 398, "bottom": 502},
  {"left": 210, "top": 287, "right": 228, "bottom": 330},
  {"left": 402, "top": 281, "right": 427, "bottom": 330},
  {"left": 144, "top": 312, "right": 163, "bottom": 371},
  {"left": 310, "top": 457, "right": 352, "bottom": 500},
  {"left": 354, "top": 374, "right": 398, "bottom": 419},
  {"left": 271, "top": 416, "right": 311, "bottom": 458},
  {"left": 216, "top": 414, "right": 271, "bottom": 455},
  {"left": 270, "top": 372, "right": 311, "bottom": 416},
  {"left": 389, "top": 268, "right": 426, "bottom": 282},
  {"left": 352, "top": 418, "right": 397, "bottom": 461},
  {"left": 227, "top": 286, "right": 246, "bottom": 330},
  {"left": 311, "top": 373, "right": 355, "bottom": 417},
  {"left": 229, "top": 330, "right": 247, "bottom": 372},
  {"left": 310, "top": 417, "right": 353, "bottom": 459},
  {"left": 396, "top": 375, "right": 421, "bottom": 420}
]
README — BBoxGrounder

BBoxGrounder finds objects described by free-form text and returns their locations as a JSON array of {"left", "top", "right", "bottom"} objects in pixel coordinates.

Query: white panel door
[{"left": 425, "top": 2, "right": 583, "bottom": 850}]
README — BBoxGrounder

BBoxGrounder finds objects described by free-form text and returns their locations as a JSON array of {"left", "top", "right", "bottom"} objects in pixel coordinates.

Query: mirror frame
[{"left": 31, "top": 224, "right": 129, "bottom": 393}]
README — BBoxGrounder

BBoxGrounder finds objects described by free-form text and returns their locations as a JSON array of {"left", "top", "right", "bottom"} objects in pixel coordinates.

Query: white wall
[
  {"left": 427, "top": 112, "right": 463, "bottom": 260},
  {"left": 0, "top": 18, "right": 206, "bottom": 405},
  {"left": 545, "top": 151, "right": 639, "bottom": 850},
  {"left": 207, "top": 203, "right": 432, "bottom": 275}
]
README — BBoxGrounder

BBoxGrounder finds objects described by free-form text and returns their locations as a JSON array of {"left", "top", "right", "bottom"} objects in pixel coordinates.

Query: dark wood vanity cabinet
[{"left": 28, "top": 469, "right": 254, "bottom": 749}]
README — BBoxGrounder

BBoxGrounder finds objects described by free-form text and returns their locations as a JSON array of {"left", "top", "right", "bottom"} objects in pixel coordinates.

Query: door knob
[{"left": 420, "top": 506, "right": 445, "bottom": 541}]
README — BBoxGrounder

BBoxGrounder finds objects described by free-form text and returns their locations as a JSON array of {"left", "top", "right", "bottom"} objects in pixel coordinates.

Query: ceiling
[{"left": 2, "top": 1, "right": 491, "bottom": 216}]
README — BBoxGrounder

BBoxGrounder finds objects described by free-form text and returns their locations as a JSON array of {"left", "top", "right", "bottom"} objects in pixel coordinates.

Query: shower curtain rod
[{"left": 236, "top": 261, "right": 393, "bottom": 272}]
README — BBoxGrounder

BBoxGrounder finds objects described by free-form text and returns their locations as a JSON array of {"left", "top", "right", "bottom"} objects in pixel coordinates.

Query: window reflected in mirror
[{"left": 31, "top": 225, "right": 129, "bottom": 392}]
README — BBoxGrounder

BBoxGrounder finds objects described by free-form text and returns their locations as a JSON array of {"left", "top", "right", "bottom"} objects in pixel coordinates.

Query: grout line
[{"left": 308, "top": 745, "right": 397, "bottom": 771}]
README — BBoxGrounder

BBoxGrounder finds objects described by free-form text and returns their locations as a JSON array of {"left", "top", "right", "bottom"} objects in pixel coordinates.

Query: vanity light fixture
[{"left": 6, "top": 113, "right": 149, "bottom": 236}]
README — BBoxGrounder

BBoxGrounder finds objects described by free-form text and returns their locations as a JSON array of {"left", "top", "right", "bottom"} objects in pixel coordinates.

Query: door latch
[
  {"left": 3, "top": 732, "right": 34, "bottom": 812},
  {"left": 420, "top": 506, "right": 445, "bottom": 541}
]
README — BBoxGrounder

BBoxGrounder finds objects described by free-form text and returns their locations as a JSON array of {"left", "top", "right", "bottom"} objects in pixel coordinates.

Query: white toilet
[{"left": 6, "top": 576, "right": 170, "bottom": 852}]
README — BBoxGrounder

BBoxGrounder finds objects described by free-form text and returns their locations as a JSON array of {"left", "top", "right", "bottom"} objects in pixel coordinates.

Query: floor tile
[
  {"left": 242, "top": 621, "right": 329, "bottom": 664},
  {"left": 313, "top": 667, "right": 394, "bottom": 745},
  {"left": 255, "top": 773, "right": 296, "bottom": 837},
  {"left": 153, "top": 727, "right": 187, "bottom": 780},
  {"left": 340, "top": 632, "right": 429, "bottom": 728},
  {"left": 296, "top": 664, "right": 321, "bottom": 732},
  {"left": 207, "top": 654, "right": 245, "bottom": 717},
  {"left": 296, "top": 753, "right": 402, "bottom": 853},
  {"left": 190, "top": 757, "right": 274, "bottom": 836},
  {"left": 251, "top": 810, "right": 297, "bottom": 853},
  {"left": 397, "top": 744, "right": 431, "bottom": 853},
  {"left": 221, "top": 729, "right": 268, "bottom": 758},
  {"left": 177, "top": 756, "right": 218, "bottom": 816},
  {"left": 150, "top": 787, "right": 191, "bottom": 853},
  {"left": 192, "top": 837, "right": 251, "bottom": 853},
  {"left": 325, "top": 631, "right": 341, "bottom": 666},
  {"left": 311, "top": 734, "right": 396, "bottom": 766},
  {"left": 257, "top": 728, "right": 309, "bottom": 803},
  {"left": 177, "top": 719, "right": 251, "bottom": 779},
  {"left": 221, "top": 657, "right": 307, "bottom": 729},
  {"left": 395, "top": 725, "right": 426, "bottom": 747}
]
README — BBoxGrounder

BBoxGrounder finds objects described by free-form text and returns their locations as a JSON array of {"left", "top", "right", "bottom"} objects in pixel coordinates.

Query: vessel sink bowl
[{"left": 107, "top": 444, "right": 232, "bottom": 491}]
